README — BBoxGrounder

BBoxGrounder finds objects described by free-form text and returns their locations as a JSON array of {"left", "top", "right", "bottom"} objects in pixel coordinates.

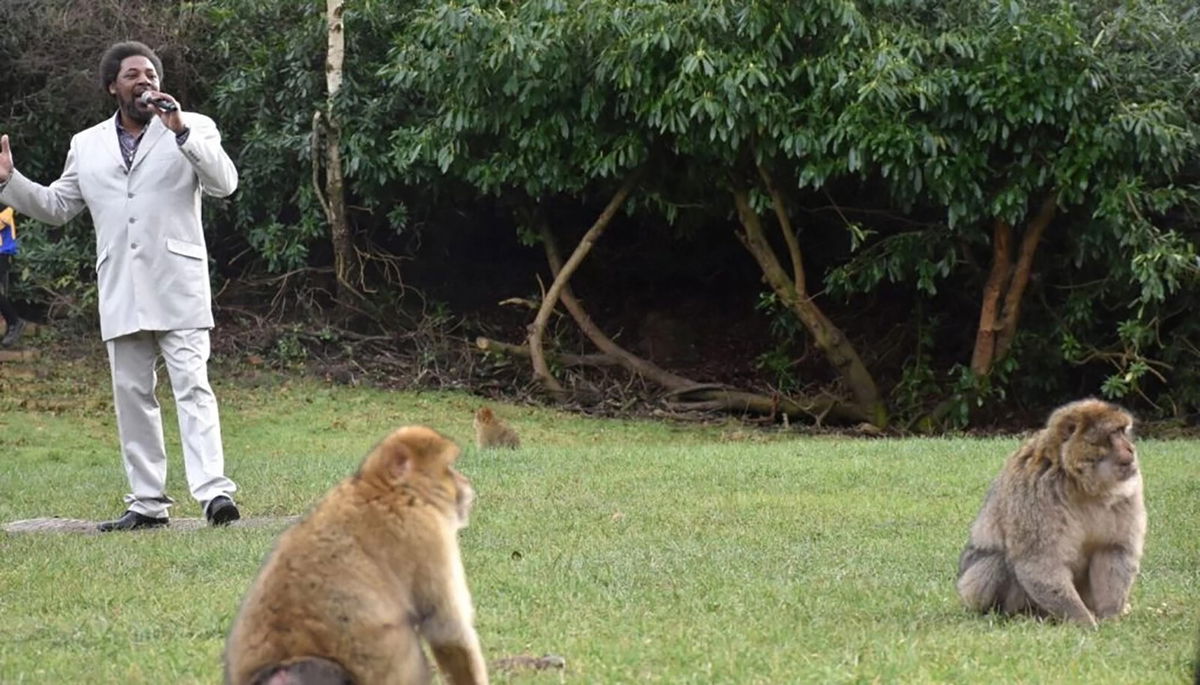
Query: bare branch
[{"left": 527, "top": 172, "right": 640, "bottom": 394}]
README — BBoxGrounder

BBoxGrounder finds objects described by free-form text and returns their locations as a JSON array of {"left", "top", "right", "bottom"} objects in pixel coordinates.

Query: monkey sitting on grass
[
  {"left": 957, "top": 398, "right": 1146, "bottom": 628},
  {"left": 224, "top": 426, "right": 488, "bottom": 685},
  {"left": 473, "top": 407, "right": 520, "bottom": 450}
]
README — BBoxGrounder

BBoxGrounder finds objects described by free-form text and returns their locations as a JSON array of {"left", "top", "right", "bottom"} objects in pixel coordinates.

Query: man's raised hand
[{"left": 0, "top": 135, "right": 13, "bottom": 183}]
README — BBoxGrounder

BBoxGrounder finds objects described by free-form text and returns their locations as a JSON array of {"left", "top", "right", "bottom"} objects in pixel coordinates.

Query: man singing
[{"left": 0, "top": 41, "right": 241, "bottom": 530}]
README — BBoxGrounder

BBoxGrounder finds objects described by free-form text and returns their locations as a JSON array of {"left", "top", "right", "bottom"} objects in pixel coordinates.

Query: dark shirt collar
[{"left": 114, "top": 112, "right": 149, "bottom": 169}]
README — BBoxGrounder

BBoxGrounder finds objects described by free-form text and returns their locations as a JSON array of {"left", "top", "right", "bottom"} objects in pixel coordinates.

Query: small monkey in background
[
  {"left": 224, "top": 426, "right": 488, "bottom": 685},
  {"left": 957, "top": 398, "right": 1146, "bottom": 628},
  {"left": 474, "top": 407, "right": 520, "bottom": 449}
]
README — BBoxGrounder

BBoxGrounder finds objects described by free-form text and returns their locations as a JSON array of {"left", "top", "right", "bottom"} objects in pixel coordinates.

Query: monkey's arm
[
  {"left": 429, "top": 637, "right": 488, "bottom": 685},
  {"left": 421, "top": 568, "right": 488, "bottom": 685},
  {"left": 424, "top": 606, "right": 488, "bottom": 685},
  {"left": 1087, "top": 545, "right": 1140, "bottom": 619},
  {"left": 1012, "top": 559, "right": 1096, "bottom": 627}
]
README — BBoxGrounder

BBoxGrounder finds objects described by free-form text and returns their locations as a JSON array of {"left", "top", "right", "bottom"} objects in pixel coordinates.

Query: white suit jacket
[{"left": 0, "top": 112, "right": 237, "bottom": 340}]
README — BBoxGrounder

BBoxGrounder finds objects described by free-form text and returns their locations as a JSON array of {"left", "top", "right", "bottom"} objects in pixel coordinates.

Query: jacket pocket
[
  {"left": 165, "top": 238, "right": 206, "bottom": 260},
  {"left": 95, "top": 248, "right": 110, "bottom": 272}
]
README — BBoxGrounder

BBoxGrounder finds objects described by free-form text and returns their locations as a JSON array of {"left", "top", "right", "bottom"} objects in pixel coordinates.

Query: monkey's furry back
[{"left": 224, "top": 435, "right": 464, "bottom": 684}]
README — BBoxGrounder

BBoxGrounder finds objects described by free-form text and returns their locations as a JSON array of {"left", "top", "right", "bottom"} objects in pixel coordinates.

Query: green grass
[{"left": 1, "top": 350, "right": 1198, "bottom": 683}]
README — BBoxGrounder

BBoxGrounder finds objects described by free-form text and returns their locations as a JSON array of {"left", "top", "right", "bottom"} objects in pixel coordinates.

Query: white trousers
[{"left": 106, "top": 329, "right": 237, "bottom": 518}]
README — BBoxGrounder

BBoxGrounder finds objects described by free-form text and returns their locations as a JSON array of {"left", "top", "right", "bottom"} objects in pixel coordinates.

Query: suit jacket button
[
  {"left": 131, "top": 242, "right": 139, "bottom": 249},
  {"left": 128, "top": 217, "right": 136, "bottom": 223}
]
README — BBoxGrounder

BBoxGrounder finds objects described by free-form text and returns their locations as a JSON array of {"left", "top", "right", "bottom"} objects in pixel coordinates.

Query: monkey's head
[
  {"left": 361, "top": 425, "right": 476, "bottom": 529},
  {"left": 1047, "top": 399, "right": 1139, "bottom": 494},
  {"left": 474, "top": 407, "right": 495, "bottom": 424}
]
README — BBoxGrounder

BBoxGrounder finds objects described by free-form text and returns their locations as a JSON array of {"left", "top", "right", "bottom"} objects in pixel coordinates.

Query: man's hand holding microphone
[{"left": 139, "top": 90, "right": 186, "bottom": 135}]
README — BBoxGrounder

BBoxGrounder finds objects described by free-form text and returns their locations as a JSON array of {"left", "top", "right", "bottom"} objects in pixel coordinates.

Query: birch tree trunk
[{"left": 321, "top": 0, "right": 358, "bottom": 304}]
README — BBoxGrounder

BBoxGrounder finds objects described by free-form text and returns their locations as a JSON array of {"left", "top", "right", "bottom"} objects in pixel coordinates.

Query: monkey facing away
[
  {"left": 224, "top": 426, "right": 488, "bottom": 685},
  {"left": 957, "top": 398, "right": 1146, "bottom": 628},
  {"left": 473, "top": 407, "right": 520, "bottom": 450}
]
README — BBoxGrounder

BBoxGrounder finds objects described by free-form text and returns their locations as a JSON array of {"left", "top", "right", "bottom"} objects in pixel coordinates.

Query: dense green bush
[{"left": 3, "top": 0, "right": 1197, "bottom": 425}]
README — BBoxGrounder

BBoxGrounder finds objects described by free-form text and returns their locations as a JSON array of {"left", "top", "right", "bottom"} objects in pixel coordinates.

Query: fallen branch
[
  {"left": 539, "top": 219, "right": 696, "bottom": 391},
  {"left": 475, "top": 336, "right": 622, "bottom": 368},
  {"left": 491, "top": 654, "right": 566, "bottom": 673},
  {"left": 665, "top": 387, "right": 871, "bottom": 425},
  {"left": 527, "top": 216, "right": 871, "bottom": 426}
]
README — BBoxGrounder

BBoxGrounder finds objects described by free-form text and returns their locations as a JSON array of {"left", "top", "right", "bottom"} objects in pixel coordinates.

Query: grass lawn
[{"left": 1, "top": 344, "right": 1198, "bottom": 683}]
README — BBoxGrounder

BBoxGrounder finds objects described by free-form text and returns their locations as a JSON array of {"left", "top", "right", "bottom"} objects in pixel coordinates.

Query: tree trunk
[
  {"left": 527, "top": 173, "right": 639, "bottom": 394},
  {"left": 731, "top": 182, "right": 886, "bottom": 427},
  {"left": 478, "top": 201, "right": 872, "bottom": 424},
  {"left": 970, "top": 218, "right": 1012, "bottom": 375},
  {"left": 519, "top": 212, "right": 871, "bottom": 424},
  {"left": 996, "top": 195, "right": 1055, "bottom": 359},
  {"left": 538, "top": 219, "right": 697, "bottom": 391},
  {"left": 321, "top": 0, "right": 358, "bottom": 305},
  {"left": 970, "top": 195, "right": 1056, "bottom": 376}
]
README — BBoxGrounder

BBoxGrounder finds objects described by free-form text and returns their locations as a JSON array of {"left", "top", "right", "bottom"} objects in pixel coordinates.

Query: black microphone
[{"left": 139, "top": 91, "right": 178, "bottom": 113}]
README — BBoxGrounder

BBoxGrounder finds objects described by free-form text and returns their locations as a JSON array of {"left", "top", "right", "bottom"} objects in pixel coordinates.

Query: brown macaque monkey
[
  {"left": 957, "top": 398, "right": 1146, "bottom": 628},
  {"left": 224, "top": 426, "right": 488, "bottom": 685},
  {"left": 473, "top": 407, "right": 520, "bottom": 450}
]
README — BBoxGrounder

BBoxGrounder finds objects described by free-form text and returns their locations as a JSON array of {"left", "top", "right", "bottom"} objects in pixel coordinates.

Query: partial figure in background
[
  {"left": 0, "top": 41, "right": 240, "bottom": 530},
  {"left": 474, "top": 406, "right": 520, "bottom": 449},
  {"left": 957, "top": 398, "right": 1146, "bottom": 627},
  {"left": 0, "top": 206, "right": 25, "bottom": 347}
]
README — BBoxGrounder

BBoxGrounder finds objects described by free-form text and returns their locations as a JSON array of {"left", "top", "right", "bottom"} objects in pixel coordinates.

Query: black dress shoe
[
  {"left": 96, "top": 510, "right": 169, "bottom": 532},
  {"left": 206, "top": 495, "right": 241, "bottom": 526}
]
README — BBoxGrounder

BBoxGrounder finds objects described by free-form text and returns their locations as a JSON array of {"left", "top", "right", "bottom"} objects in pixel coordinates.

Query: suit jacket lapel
[
  {"left": 103, "top": 112, "right": 126, "bottom": 169},
  {"left": 130, "top": 118, "right": 170, "bottom": 173}
]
